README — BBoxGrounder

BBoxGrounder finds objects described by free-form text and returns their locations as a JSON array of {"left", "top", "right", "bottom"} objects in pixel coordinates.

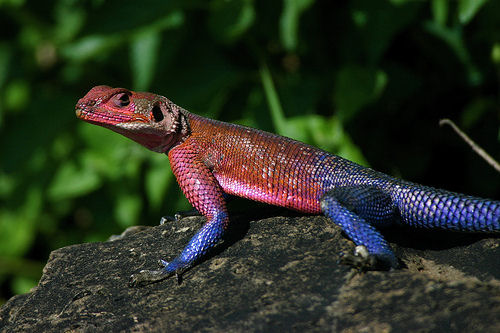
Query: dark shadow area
[{"left": 385, "top": 226, "right": 497, "bottom": 251}]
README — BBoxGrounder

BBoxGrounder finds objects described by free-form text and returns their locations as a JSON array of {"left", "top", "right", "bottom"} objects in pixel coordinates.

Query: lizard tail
[{"left": 393, "top": 182, "right": 500, "bottom": 232}]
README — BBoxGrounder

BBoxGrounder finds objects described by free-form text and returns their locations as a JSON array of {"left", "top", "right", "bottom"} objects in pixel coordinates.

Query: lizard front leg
[{"left": 130, "top": 143, "right": 228, "bottom": 287}]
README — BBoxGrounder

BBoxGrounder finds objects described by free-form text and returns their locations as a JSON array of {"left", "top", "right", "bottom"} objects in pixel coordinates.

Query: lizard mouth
[
  {"left": 75, "top": 106, "right": 138, "bottom": 125},
  {"left": 75, "top": 102, "right": 150, "bottom": 126}
]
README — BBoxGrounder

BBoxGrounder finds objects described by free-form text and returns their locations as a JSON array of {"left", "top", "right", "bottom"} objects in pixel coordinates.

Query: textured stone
[{"left": 1, "top": 209, "right": 499, "bottom": 332}]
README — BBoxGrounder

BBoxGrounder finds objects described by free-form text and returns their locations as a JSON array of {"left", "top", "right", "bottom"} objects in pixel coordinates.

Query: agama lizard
[{"left": 75, "top": 86, "right": 500, "bottom": 286}]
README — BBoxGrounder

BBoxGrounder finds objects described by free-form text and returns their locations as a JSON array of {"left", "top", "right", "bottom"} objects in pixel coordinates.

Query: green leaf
[
  {"left": 492, "top": 43, "right": 500, "bottom": 65},
  {"left": 78, "top": 123, "right": 144, "bottom": 175},
  {"left": 114, "top": 194, "right": 142, "bottom": 228},
  {"left": 0, "top": 0, "right": 25, "bottom": 7},
  {"left": 389, "top": 0, "right": 413, "bottom": 4},
  {"left": 48, "top": 161, "right": 101, "bottom": 201},
  {"left": 62, "top": 35, "right": 122, "bottom": 62},
  {"left": 4, "top": 80, "right": 29, "bottom": 112},
  {"left": 11, "top": 276, "right": 38, "bottom": 296},
  {"left": 208, "top": 0, "right": 255, "bottom": 44},
  {"left": 0, "top": 188, "right": 41, "bottom": 256},
  {"left": 333, "top": 65, "right": 387, "bottom": 122},
  {"left": 131, "top": 30, "right": 161, "bottom": 91},
  {"left": 458, "top": 0, "right": 488, "bottom": 25},
  {"left": 286, "top": 115, "right": 368, "bottom": 165},
  {"left": 0, "top": 256, "right": 44, "bottom": 279},
  {"left": 423, "top": 21, "right": 482, "bottom": 85},
  {"left": 0, "top": 171, "right": 15, "bottom": 198},
  {"left": 145, "top": 154, "right": 174, "bottom": 210},
  {"left": 78, "top": 122, "right": 127, "bottom": 152},
  {"left": 54, "top": 0, "right": 85, "bottom": 43},
  {"left": 259, "top": 63, "right": 287, "bottom": 135},
  {"left": 350, "top": 0, "right": 422, "bottom": 64},
  {"left": 280, "top": 0, "right": 315, "bottom": 51},
  {"left": 460, "top": 98, "right": 494, "bottom": 128},
  {"left": 62, "top": 9, "right": 183, "bottom": 64},
  {"left": 256, "top": 67, "right": 368, "bottom": 164},
  {"left": 431, "top": 0, "right": 448, "bottom": 26}
]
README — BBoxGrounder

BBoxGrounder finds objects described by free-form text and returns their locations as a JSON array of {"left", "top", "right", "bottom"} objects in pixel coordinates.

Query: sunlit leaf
[
  {"left": 208, "top": 0, "right": 255, "bottom": 43},
  {"left": 333, "top": 65, "right": 387, "bottom": 122},
  {"left": 4, "top": 80, "right": 29, "bottom": 112},
  {"left": 431, "top": 0, "right": 448, "bottom": 26},
  {"left": 460, "top": 98, "right": 494, "bottom": 128},
  {"left": 0, "top": 188, "right": 41, "bottom": 256},
  {"left": 48, "top": 161, "right": 101, "bottom": 200},
  {"left": 389, "top": 0, "right": 413, "bottom": 4},
  {"left": 492, "top": 43, "right": 500, "bottom": 65},
  {"left": 0, "top": 172, "right": 15, "bottom": 198},
  {"left": 145, "top": 154, "right": 174, "bottom": 210},
  {"left": 131, "top": 30, "right": 161, "bottom": 91},
  {"left": 54, "top": 0, "right": 85, "bottom": 43},
  {"left": 280, "top": 0, "right": 315, "bottom": 51},
  {"left": 0, "top": 0, "right": 25, "bottom": 7},
  {"left": 286, "top": 115, "right": 368, "bottom": 165},
  {"left": 10, "top": 276, "right": 38, "bottom": 296},
  {"left": 458, "top": 0, "right": 488, "bottom": 24},
  {"left": 62, "top": 35, "right": 122, "bottom": 62},
  {"left": 259, "top": 63, "right": 287, "bottom": 135},
  {"left": 114, "top": 193, "right": 142, "bottom": 228}
]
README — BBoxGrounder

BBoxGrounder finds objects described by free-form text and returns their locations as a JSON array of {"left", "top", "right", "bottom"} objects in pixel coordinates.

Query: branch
[{"left": 439, "top": 118, "right": 500, "bottom": 173}]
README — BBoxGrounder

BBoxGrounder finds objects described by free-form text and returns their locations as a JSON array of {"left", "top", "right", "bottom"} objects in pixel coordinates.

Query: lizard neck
[{"left": 160, "top": 100, "right": 192, "bottom": 153}]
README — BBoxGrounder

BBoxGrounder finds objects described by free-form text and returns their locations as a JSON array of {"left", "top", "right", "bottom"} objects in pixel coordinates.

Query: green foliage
[
  {"left": 1, "top": 0, "right": 499, "bottom": 302},
  {"left": 209, "top": 0, "right": 255, "bottom": 43},
  {"left": 333, "top": 65, "right": 387, "bottom": 122},
  {"left": 280, "top": 0, "right": 315, "bottom": 51}
]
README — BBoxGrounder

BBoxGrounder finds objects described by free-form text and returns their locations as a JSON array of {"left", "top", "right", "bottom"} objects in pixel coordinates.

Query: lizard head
[{"left": 75, "top": 86, "right": 189, "bottom": 153}]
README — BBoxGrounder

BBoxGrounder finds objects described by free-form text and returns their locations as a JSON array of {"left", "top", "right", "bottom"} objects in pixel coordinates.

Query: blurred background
[{"left": 0, "top": 0, "right": 499, "bottom": 303}]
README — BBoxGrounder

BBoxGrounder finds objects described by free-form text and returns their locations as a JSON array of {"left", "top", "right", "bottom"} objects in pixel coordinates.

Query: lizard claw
[
  {"left": 129, "top": 269, "right": 171, "bottom": 287},
  {"left": 339, "top": 245, "right": 396, "bottom": 271},
  {"left": 129, "top": 257, "right": 189, "bottom": 287}
]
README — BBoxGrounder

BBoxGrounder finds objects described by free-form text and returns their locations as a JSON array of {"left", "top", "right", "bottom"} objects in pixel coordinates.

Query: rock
[{"left": 1, "top": 210, "right": 500, "bottom": 332}]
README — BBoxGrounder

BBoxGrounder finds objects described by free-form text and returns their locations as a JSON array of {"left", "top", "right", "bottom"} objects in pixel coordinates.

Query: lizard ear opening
[{"left": 152, "top": 103, "right": 164, "bottom": 122}]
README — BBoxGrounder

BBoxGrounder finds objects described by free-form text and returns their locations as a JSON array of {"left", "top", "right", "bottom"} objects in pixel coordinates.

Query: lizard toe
[
  {"left": 129, "top": 269, "right": 171, "bottom": 287},
  {"left": 339, "top": 245, "right": 398, "bottom": 271}
]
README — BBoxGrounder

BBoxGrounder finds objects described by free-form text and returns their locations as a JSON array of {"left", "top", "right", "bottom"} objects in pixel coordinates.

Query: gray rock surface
[{"left": 1, "top": 209, "right": 500, "bottom": 332}]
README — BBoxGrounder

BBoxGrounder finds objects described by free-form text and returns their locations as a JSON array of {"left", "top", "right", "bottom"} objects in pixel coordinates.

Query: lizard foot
[
  {"left": 129, "top": 269, "right": 171, "bottom": 287},
  {"left": 129, "top": 259, "right": 186, "bottom": 287},
  {"left": 339, "top": 245, "right": 396, "bottom": 271}
]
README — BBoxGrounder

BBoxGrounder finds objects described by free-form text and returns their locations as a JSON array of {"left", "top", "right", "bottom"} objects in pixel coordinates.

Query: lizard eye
[
  {"left": 152, "top": 104, "right": 164, "bottom": 122},
  {"left": 111, "top": 93, "right": 130, "bottom": 107}
]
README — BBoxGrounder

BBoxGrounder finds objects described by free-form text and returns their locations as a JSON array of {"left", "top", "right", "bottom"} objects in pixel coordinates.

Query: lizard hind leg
[{"left": 320, "top": 186, "right": 399, "bottom": 270}]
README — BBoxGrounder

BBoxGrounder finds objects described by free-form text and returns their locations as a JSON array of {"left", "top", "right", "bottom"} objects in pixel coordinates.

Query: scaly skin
[{"left": 75, "top": 86, "right": 500, "bottom": 286}]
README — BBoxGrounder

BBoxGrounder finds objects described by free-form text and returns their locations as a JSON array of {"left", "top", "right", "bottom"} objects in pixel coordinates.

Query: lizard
[{"left": 75, "top": 85, "right": 500, "bottom": 286}]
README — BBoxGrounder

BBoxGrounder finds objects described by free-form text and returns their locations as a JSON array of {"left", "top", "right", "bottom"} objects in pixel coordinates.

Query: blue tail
[{"left": 394, "top": 182, "right": 500, "bottom": 232}]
